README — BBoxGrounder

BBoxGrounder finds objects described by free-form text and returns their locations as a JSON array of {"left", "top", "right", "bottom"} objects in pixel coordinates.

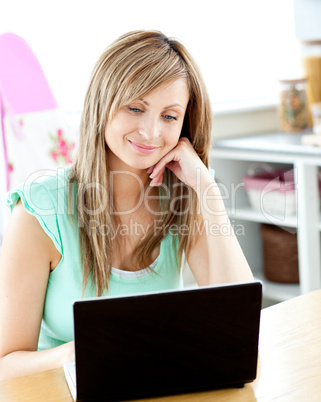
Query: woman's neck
[{"left": 108, "top": 158, "right": 152, "bottom": 215}]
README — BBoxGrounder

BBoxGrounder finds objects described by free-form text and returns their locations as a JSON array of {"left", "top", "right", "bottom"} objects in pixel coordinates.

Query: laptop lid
[{"left": 73, "top": 281, "right": 262, "bottom": 401}]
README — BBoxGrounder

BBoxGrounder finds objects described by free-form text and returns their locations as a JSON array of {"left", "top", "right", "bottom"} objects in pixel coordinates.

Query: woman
[{"left": 0, "top": 30, "right": 253, "bottom": 380}]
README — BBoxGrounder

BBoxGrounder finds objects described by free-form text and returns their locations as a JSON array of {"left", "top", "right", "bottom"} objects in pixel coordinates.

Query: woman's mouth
[{"left": 128, "top": 140, "right": 160, "bottom": 154}]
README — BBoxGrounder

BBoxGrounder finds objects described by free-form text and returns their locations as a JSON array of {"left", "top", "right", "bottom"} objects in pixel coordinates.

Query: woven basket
[{"left": 261, "top": 224, "right": 299, "bottom": 283}]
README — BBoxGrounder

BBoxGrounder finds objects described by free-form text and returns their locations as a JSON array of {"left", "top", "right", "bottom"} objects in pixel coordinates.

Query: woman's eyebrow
[
  {"left": 139, "top": 99, "right": 184, "bottom": 109},
  {"left": 164, "top": 103, "right": 184, "bottom": 110}
]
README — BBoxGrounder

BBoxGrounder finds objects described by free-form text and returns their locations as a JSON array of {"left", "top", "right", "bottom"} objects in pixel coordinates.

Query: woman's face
[{"left": 105, "top": 78, "right": 189, "bottom": 171}]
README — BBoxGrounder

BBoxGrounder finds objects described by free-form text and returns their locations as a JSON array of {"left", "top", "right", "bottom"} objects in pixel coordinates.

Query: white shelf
[
  {"left": 254, "top": 273, "right": 300, "bottom": 302},
  {"left": 227, "top": 207, "right": 321, "bottom": 231},
  {"left": 213, "top": 141, "right": 321, "bottom": 301},
  {"left": 227, "top": 206, "right": 298, "bottom": 228},
  {"left": 184, "top": 274, "right": 300, "bottom": 303}
]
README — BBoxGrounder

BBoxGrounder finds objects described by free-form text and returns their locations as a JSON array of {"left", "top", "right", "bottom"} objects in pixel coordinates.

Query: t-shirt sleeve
[
  {"left": 5, "top": 180, "right": 63, "bottom": 255},
  {"left": 209, "top": 167, "right": 215, "bottom": 179}
]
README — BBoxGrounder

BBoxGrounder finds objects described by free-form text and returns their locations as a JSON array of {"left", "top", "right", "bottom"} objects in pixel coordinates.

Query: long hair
[{"left": 68, "top": 30, "right": 212, "bottom": 296}]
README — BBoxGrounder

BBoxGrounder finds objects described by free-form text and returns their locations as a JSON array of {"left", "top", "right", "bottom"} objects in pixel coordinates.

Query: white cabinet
[{"left": 211, "top": 132, "right": 321, "bottom": 302}]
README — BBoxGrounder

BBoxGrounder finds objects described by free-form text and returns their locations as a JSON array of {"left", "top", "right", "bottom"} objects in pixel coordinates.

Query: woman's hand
[
  {"left": 147, "top": 138, "right": 212, "bottom": 190},
  {"left": 147, "top": 138, "right": 254, "bottom": 286}
]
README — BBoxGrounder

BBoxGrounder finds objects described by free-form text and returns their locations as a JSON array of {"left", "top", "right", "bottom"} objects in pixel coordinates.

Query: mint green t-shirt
[{"left": 5, "top": 166, "right": 182, "bottom": 351}]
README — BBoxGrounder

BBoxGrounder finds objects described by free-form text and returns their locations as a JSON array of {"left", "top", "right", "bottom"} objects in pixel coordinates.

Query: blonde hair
[{"left": 69, "top": 30, "right": 212, "bottom": 296}]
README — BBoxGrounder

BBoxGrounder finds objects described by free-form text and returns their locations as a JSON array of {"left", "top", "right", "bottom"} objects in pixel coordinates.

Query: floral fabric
[{"left": 3, "top": 108, "right": 77, "bottom": 190}]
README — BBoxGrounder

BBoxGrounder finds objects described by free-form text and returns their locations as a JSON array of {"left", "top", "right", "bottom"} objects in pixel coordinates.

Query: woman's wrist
[
  {"left": 194, "top": 170, "right": 219, "bottom": 200},
  {"left": 55, "top": 341, "right": 75, "bottom": 365}
]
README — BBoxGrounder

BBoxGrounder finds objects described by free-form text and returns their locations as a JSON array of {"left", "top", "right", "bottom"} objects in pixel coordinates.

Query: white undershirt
[{"left": 111, "top": 255, "right": 159, "bottom": 278}]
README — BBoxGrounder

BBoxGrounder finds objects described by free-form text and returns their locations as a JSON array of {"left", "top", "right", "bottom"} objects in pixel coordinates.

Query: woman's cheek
[
  {"left": 157, "top": 127, "right": 181, "bottom": 157},
  {"left": 163, "top": 139, "right": 179, "bottom": 156}
]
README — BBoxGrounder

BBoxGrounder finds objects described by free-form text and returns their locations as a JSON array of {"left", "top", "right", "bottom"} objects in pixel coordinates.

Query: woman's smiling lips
[{"left": 128, "top": 140, "right": 160, "bottom": 154}]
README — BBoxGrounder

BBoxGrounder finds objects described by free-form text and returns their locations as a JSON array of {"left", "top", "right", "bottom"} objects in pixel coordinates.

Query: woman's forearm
[
  {"left": 0, "top": 341, "right": 74, "bottom": 381},
  {"left": 197, "top": 177, "right": 254, "bottom": 284}
]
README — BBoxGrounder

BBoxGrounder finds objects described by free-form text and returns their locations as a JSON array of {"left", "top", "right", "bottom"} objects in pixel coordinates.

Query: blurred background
[
  {"left": 1, "top": 0, "right": 320, "bottom": 306},
  {"left": 0, "top": 0, "right": 300, "bottom": 112},
  {"left": 0, "top": 0, "right": 302, "bottom": 114}
]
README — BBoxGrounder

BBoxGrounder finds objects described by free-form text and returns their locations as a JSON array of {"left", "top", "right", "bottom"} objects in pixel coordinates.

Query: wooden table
[{"left": 1, "top": 290, "right": 321, "bottom": 401}]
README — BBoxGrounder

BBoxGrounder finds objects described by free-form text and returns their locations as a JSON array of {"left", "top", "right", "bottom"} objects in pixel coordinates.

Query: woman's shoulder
[
  {"left": 5, "top": 166, "right": 74, "bottom": 256},
  {"left": 6, "top": 166, "right": 73, "bottom": 215}
]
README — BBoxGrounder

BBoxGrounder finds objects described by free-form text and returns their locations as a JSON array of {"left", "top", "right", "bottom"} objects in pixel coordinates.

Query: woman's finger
[
  {"left": 149, "top": 149, "right": 180, "bottom": 179},
  {"left": 150, "top": 173, "right": 163, "bottom": 187},
  {"left": 146, "top": 165, "right": 155, "bottom": 174}
]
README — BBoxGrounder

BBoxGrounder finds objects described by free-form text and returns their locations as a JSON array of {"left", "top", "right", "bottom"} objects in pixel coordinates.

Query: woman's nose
[{"left": 138, "top": 117, "right": 160, "bottom": 141}]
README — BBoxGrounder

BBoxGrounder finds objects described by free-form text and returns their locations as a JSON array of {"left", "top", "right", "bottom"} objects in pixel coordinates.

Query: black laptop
[{"left": 64, "top": 281, "right": 262, "bottom": 401}]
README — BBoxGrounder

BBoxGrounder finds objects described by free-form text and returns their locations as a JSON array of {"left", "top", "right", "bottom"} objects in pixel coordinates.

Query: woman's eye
[
  {"left": 129, "top": 107, "right": 143, "bottom": 113},
  {"left": 162, "top": 115, "right": 178, "bottom": 121}
]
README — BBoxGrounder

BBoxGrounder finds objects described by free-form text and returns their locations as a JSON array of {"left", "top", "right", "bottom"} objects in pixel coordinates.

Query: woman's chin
[
  {"left": 128, "top": 161, "right": 156, "bottom": 171},
  {"left": 107, "top": 150, "right": 160, "bottom": 172},
  {"left": 125, "top": 155, "right": 162, "bottom": 171}
]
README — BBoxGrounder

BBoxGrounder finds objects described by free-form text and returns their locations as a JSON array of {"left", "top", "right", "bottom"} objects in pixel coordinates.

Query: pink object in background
[
  {"left": 242, "top": 169, "right": 298, "bottom": 217},
  {"left": 0, "top": 32, "right": 58, "bottom": 114},
  {"left": 243, "top": 170, "right": 296, "bottom": 193},
  {"left": 0, "top": 32, "right": 58, "bottom": 190}
]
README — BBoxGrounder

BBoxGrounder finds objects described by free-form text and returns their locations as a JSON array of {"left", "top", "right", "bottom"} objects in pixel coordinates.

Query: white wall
[
  {"left": 294, "top": 0, "right": 321, "bottom": 40},
  {"left": 0, "top": 0, "right": 298, "bottom": 113}
]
